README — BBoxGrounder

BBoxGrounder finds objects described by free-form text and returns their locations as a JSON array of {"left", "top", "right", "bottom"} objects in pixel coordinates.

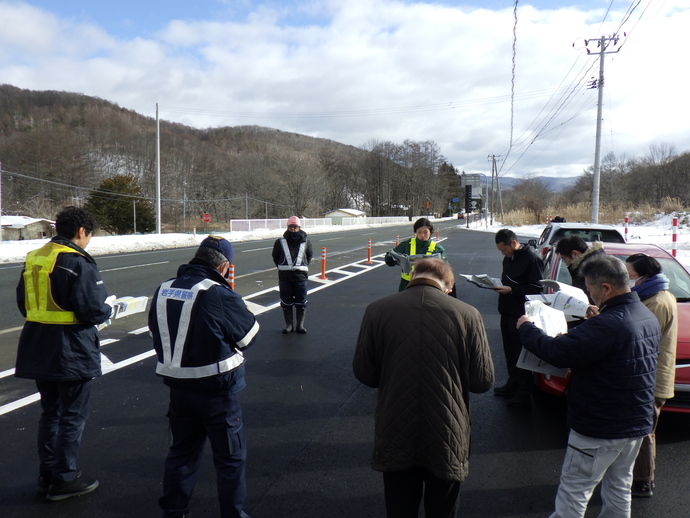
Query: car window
[
  {"left": 555, "top": 257, "right": 573, "bottom": 285},
  {"left": 542, "top": 250, "right": 573, "bottom": 286},
  {"left": 548, "top": 228, "right": 625, "bottom": 245},
  {"left": 654, "top": 258, "right": 690, "bottom": 299},
  {"left": 537, "top": 226, "right": 551, "bottom": 246}
]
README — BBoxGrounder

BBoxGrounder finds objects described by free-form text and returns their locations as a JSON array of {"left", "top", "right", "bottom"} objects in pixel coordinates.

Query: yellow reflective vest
[
  {"left": 401, "top": 239, "right": 437, "bottom": 281},
  {"left": 23, "top": 242, "right": 85, "bottom": 324}
]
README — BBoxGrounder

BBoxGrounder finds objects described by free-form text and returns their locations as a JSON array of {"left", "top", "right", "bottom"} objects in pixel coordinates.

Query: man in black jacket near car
[
  {"left": 15, "top": 206, "right": 112, "bottom": 502},
  {"left": 493, "top": 228, "right": 544, "bottom": 407}
]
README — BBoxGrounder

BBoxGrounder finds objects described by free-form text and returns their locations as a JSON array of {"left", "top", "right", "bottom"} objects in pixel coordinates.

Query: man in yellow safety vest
[{"left": 15, "top": 206, "right": 112, "bottom": 502}]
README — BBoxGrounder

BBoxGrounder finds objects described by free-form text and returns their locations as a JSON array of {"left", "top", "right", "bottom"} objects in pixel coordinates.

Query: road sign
[{"left": 202, "top": 213, "right": 211, "bottom": 223}]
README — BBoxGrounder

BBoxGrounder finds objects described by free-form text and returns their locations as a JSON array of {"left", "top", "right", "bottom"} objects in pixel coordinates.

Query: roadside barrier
[
  {"left": 229, "top": 264, "right": 235, "bottom": 290},
  {"left": 366, "top": 239, "right": 373, "bottom": 264},
  {"left": 673, "top": 217, "right": 678, "bottom": 257},
  {"left": 624, "top": 216, "right": 629, "bottom": 242},
  {"left": 320, "top": 247, "right": 328, "bottom": 279}
]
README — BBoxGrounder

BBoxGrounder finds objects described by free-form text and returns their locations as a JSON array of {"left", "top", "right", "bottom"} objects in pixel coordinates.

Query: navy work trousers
[
  {"left": 35, "top": 378, "right": 93, "bottom": 483},
  {"left": 279, "top": 280, "right": 308, "bottom": 308},
  {"left": 159, "top": 388, "right": 249, "bottom": 518}
]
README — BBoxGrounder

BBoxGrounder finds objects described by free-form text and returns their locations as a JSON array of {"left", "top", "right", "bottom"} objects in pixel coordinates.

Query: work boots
[
  {"left": 282, "top": 306, "right": 293, "bottom": 334},
  {"left": 295, "top": 306, "right": 307, "bottom": 334}
]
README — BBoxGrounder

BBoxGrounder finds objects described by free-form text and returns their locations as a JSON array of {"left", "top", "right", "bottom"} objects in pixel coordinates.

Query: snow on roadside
[{"left": 1, "top": 217, "right": 688, "bottom": 270}]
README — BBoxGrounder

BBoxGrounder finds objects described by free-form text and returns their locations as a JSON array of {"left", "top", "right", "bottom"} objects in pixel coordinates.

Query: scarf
[{"left": 632, "top": 273, "right": 669, "bottom": 301}]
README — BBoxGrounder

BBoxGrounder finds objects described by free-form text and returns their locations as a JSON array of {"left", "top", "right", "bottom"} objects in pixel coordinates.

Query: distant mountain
[{"left": 498, "top": 176, "right": 578, "bottom": 192}]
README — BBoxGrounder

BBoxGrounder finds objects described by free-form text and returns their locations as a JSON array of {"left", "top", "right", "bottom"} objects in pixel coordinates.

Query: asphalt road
[{"left": 1, "top": 223, "right": 688, "bottom": 518}]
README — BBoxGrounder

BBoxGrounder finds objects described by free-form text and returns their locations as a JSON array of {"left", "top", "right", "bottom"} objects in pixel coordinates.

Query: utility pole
[
  {"left": 582, "top": 34, "right": 623, "bottom": 223},
  {"left": 487, "top": 155, "right": 502, "bottom": 226},
  {"left": 155, "top": 103, "right": 162, "bottom": 234},
  {"left": 0, "top": 161, "right": 3, "bottom": 241},
  {"left": 183, "top": 181, "right": 187, "bottom": 232}
]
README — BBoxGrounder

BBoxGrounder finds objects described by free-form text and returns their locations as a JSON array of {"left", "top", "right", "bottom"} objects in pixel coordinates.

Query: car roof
[
  {"left": 546, "top": 222, "right": 619, "bottom": 230},
  {"left": 599, "top": 241, "right": 676, "bottom": 259}
]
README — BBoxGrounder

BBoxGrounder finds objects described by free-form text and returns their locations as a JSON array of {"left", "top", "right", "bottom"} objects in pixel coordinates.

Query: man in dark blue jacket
[
  {"left": 517, "top": 255, "right": 660, "bottom": 518},
  {"left": 16, "top": 206, "right": 111, "bottom": 502},
  {"left": 149, "top": 235, "right": 259, "bottom": 518}
]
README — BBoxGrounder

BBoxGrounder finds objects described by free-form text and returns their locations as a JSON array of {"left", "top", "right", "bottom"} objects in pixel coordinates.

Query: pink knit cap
[{"left": 287, "top": 216, "right": 301, "bottom": 227}]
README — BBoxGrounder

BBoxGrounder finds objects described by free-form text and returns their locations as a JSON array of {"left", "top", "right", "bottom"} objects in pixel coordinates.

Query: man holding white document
[{"left": 516, "top": 255, "right": 660, "bottom": 518}]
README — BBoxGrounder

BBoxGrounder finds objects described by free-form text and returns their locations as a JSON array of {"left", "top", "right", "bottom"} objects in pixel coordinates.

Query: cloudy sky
[{"left": 1, "top": 0, "right": 688, "bottom": 179}]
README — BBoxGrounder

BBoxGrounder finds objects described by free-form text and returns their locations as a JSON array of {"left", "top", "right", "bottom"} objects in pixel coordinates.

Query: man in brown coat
[{"left": 353, "top": 258, "right": 495, "bottom": 518}]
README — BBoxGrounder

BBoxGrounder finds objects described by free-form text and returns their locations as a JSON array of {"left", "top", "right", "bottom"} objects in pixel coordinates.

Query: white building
[
  {"left": 323, "top": 208, "right": 367, "bottom": 225},
  {"left": 1, "top": 216, "right": 55, "bottom": 241}
]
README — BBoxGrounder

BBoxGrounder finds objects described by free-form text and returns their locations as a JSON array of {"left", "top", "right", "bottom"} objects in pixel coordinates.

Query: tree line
[
  {"left": 0, "top": 85, "right": 464, "bottom": 233},
  {"left": 500, "top": 143, "right": 690, "bottom": 224},
  {"left": 1, "top": 85, "right": 687, "bottom": 234}
]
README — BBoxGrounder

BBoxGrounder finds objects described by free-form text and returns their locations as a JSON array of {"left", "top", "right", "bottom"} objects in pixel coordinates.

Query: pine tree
[{"left": 85, "top": 174, "right": 155, "bottom": 234}]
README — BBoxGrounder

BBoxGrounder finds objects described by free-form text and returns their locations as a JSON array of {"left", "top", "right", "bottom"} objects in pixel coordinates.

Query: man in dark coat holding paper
[{"left": 517, "top": 255, "right": 660, "bottom": 518}]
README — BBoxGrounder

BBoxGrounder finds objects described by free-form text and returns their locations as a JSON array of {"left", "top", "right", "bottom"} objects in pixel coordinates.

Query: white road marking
[
  {"left": 241, "top": 247, "right": 273, "bottom": 252},
  {"left": 0, "top": 251, "right": 400, "bottom": 415},
  {"left": 101, "top": 261, "right": 169, "bottom": 273}
]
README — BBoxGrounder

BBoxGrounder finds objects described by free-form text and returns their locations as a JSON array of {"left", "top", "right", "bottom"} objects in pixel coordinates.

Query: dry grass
[{"left": 502, "top": 201, "right": 687, "bottom": 227}]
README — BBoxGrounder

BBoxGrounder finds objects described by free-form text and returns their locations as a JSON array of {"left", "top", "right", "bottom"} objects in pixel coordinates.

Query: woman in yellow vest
[{"left": 385, "top": 218, "right": 447, "bottom": 291}]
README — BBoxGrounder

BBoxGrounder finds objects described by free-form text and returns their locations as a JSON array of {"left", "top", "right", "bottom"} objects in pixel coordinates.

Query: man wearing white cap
[{"left": 272, "top": 216, "right": 313, "bottom": 333}]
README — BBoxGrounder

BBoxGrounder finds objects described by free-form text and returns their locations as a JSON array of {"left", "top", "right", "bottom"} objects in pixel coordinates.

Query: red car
[{"left": 536, "top": 242, "right": 690, "bottom": 413}]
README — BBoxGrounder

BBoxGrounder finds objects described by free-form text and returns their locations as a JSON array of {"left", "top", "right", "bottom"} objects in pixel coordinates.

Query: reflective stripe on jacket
[
  {"left": 401, "top": 240, "right": 437, "bottom": 281},
  {"left": 23, "top": 242, "right": 84, "bottom": 324},
  {"left": 154, "top": 278, "right": 247, "bottom": 379},
  {"left": 277, "top": 238, "right": 309, "bottom": 272}
]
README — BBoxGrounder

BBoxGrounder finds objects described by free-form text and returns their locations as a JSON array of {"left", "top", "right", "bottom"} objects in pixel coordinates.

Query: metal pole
[
  {"left": 591, "top": 36, "right": 606, "bottom": 224},
  {"left": 155, "top": 104, "right": 161, "bottom": 234},
  {"left": 183, "top": 181, "right": 187, "bottom": 232},
  {"left": 0, "top": 161, "right": 3, "bottom": 241},
  {"left": 133, "top": 200, "right": 137, "bottom": 234}
]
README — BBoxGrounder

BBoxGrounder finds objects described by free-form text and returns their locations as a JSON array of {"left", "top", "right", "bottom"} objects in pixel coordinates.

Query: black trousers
[
  {"left": 382, "top": 467, "right": 461, "bottom": 518},
  {"left": 499, "top": 314, "right": 532, "bottom": 394}
]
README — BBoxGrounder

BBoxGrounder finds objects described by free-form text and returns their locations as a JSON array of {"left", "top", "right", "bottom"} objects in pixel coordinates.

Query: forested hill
[
  {"left": 0, "top": 84, "right": 372, "bottom": 227},
  {"left": 3, "top": 85, "right": 688, "bottom": 232}
]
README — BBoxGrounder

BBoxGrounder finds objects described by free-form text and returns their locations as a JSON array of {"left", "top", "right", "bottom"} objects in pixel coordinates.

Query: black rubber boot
[
  {"left": 282, "top": 306, "right": 293, "bottom": 334},
  {"left": 295, "top": 306, "right": 307, "bottom": 334}
]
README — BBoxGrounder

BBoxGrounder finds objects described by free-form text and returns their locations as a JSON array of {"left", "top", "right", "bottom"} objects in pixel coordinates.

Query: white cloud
[{"left": 1, "top": 0, "right": 688, "bottom": 179}]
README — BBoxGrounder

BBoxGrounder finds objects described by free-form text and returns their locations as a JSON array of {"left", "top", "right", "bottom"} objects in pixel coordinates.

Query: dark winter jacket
[
  {"left": 15, "top": 236, "right": 111, "bottom": 381},
  {"left": 353, "top": 277, "right": 495, "bottom": 481},
  {"left": 272, "top": 230, "right": 313, "bottom": 282},
  {"left": 149, "top": 260, "right": 260, "bottom": 396},
  {"left": 517, "top": 291, "right": 660, "bottom": 439},
  {"left": 498, "top": 244, "right": 544, "bottom": 316}
]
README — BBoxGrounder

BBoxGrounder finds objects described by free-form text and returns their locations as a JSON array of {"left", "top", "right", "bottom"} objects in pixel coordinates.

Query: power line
[{"left": 0, "top": 168, "right": 288, "bottom": 207}]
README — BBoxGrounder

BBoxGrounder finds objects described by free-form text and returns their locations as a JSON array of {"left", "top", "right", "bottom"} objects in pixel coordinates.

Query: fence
[
  {"left": 229, "top": 218, "right": 332, "bottom": 232},
  {"left": 340, "top": 216, "right": 410, "bottom": 226}
]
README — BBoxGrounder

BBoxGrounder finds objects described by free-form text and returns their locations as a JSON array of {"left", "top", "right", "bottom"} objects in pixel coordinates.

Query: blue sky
[{"left": 1, "top": 0, "right": 688, "bottom": 178}]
